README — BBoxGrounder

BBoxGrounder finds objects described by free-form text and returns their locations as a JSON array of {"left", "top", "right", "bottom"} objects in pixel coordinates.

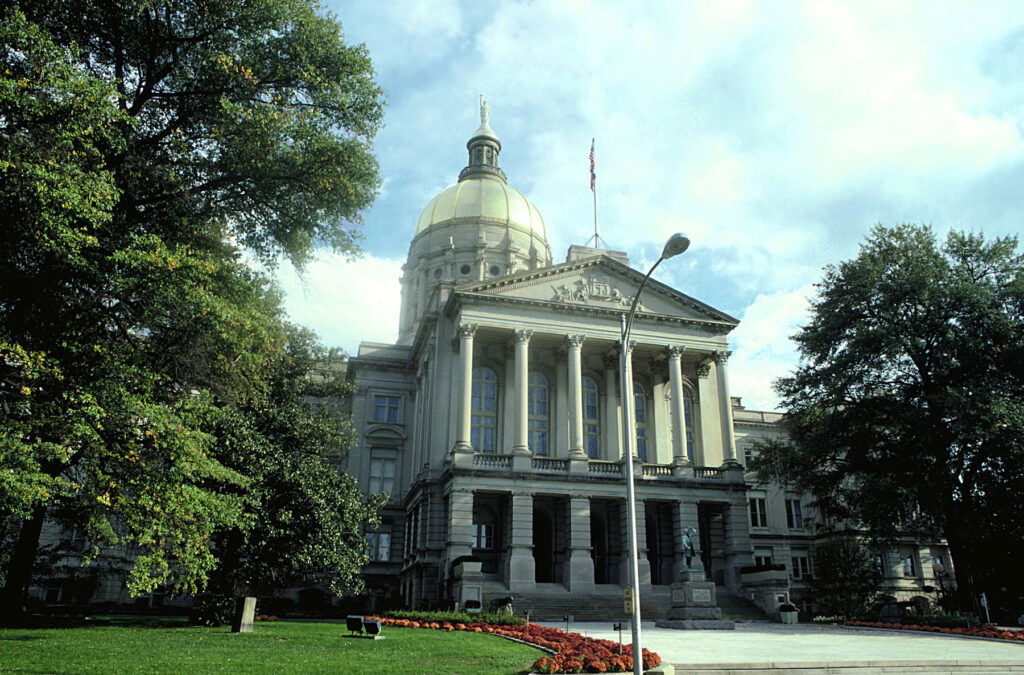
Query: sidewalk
[{"left": 538, "top": 620, "right": 1024, "bottom": 672}]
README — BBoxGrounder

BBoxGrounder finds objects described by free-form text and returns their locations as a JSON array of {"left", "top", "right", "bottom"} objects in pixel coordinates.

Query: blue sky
[{"left": 277, "top": 0, "right": 1024, "bottom": 411}]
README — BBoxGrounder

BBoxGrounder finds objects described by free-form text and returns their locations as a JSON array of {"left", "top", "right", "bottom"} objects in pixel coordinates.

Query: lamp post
[{"left": 620, "top": 233, "right": 690, "bottom": 675}]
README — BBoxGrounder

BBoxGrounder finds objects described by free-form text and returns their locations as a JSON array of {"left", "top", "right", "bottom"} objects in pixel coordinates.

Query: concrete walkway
[{"left": 538, "top": 621, "right": 1024, "bottom": 673}]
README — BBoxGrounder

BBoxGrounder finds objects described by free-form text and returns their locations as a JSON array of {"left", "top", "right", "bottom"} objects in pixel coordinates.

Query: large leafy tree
[
  {"left": 809, "top": 537, "right": 883, "bottom": 620},
  {"left": 755, "top": 225, "right": 1024, "bottom": 609},
  {"left": 1, "top": 0, "right": 384, "bottom": 617}
]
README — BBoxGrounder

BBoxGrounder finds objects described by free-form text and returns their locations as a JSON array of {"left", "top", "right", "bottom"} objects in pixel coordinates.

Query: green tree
[
  {"left": 754, "top": 224, "right": 1024, "bottom": 609},
  {"left": 207, "top": 325, "right": 385, "bottom": 597},
  {"left": 809, "top": 537, "right": 883, "bottom": 619},
  {"left": 1, "top": 1, "right": 384, "bottom": 618}
]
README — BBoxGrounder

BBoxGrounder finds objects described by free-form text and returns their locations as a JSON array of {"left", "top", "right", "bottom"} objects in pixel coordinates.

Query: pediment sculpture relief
[{"left": 551, "top": 276, "right": 647, "bottom": 310}]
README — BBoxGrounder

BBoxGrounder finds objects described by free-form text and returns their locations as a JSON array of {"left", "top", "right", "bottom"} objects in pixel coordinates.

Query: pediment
[{"left": 455, "top": 256, "right": 737, "bottom": 326}]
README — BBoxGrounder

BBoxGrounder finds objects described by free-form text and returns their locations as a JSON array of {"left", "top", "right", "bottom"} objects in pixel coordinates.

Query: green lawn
[{"left": 0, "top": 617, "right": 541, "bottom": 674}]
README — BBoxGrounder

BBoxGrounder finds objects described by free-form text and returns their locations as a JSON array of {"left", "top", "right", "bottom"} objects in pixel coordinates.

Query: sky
[{"left": 277, "top": 0, "right": 1024, "bottom": 412}]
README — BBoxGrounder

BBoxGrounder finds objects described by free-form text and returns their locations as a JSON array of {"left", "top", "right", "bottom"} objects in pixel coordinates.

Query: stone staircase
[
  {"left": 484, "top": 584, "right": 770, "bottom": 623},
  {"left": 713, "top": 585, "right": 771, "bottom": 622},
  {"left": 489, "top": 585, "right": 673, "bottom": 622}
]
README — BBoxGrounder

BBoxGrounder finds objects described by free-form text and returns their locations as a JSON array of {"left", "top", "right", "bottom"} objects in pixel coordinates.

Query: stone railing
[
  {"left": 642, "top": 463, "right": 673, "bottom": 477},
  {"left": 473, "top": 454, "right": 512, "bottom": 469},
  {"left": 532, "top": 457, "right": 569, "bottom": 472},
  {"left": 588, "top": 460, "right": 622, "bottom": 475},
  {"left": 693, "top": 467, "right": 725, "bottom": 480}
]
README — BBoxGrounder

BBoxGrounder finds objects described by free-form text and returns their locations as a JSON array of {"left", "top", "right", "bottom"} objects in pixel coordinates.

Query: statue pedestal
[{"left": 655, "top": 570, "right": 735, "bottom": 630}]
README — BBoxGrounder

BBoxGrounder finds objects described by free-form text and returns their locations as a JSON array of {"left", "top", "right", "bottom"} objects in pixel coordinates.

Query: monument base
[{"left": 655, "top": 568, "right": 735, "bottom": 631}]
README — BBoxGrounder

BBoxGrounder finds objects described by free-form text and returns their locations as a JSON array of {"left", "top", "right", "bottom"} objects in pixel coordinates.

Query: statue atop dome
[{"left": 480, "top": 94, "right": 490, "bottom": 127}]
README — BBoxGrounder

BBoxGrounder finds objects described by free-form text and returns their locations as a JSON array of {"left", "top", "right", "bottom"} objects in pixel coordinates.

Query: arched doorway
[{"left": 533, "top": 508, "right": 555, "bottom": 582}]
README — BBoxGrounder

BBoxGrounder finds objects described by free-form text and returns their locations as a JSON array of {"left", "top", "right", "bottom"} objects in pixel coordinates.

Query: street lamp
[{"left": 620, "top": 233, "right": 690, "bottom": 675}]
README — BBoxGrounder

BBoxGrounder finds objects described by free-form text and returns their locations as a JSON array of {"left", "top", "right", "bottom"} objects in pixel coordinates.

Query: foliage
[
  {"left": 1, "top": 0, "right": 384, "bottom": 611},
  {"left": 844, "top": 620, "right": 1024, "bottom": 641},
  {"left": 753, "top": 224, "right": 1024, "bottom": 604},
  {"left": 808, "top": 537, "right": 883, "bottom": 620},
  {"left": 188, "top": 594, "right": 237, "bottom": 627},
  {"left": 207, "top": 328, "right": 383, "bottom": 597},
  {"left": 383, "top": 609, "right": 526, "bottom": 627},
  {"left": 371, "top": 616, "right": 661, "bottom": 674}
]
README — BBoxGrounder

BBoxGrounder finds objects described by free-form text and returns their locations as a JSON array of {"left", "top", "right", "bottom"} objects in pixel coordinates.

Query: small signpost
[{"left": 623, "top": 587, "right": 633, "bottom": 615}]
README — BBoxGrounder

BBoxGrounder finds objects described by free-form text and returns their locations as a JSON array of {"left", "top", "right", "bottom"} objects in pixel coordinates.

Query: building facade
[{"left": 347, "top": 109, "right": 952, "bottom": 619}]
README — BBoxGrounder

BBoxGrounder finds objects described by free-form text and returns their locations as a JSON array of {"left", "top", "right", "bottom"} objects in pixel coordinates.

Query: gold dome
[{"left": 414, "top": 176, "right": 547, "bottom": 239}]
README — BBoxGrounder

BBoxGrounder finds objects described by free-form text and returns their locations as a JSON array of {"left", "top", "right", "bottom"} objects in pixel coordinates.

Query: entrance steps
[
  {"left": 714, "top": 586, "right": 771, "bottom": 622},
  {"left": 494, "top": 585, "right": 673, "bottom": 622},
  {"left": 485, "top": 584, "right": 770, "bottom": 623}
]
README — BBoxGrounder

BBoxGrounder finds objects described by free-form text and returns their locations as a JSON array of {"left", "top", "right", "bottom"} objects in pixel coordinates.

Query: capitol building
[{"left": 345, "top": 108, "right": 952, "bottom": 619}]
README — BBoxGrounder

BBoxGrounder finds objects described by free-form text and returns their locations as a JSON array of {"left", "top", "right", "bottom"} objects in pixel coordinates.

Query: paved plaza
[{"left": 539, "top": 621, "right": 1024, "bottom": 673}]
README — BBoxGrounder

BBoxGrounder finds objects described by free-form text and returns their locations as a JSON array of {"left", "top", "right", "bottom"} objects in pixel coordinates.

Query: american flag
[{"left": 589, "top": 139, "right": 596, "bottom": 192}]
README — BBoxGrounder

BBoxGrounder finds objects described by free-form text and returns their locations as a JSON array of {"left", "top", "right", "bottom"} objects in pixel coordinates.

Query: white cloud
[
  {"left": 727, "top": 285, "right": 816, "bottom": 411},
  {"left": 276, "top": 254, "right": 403, "bottom": 355}
]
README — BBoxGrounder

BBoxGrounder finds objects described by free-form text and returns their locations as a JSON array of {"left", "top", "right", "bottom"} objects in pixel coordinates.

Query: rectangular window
[
  {"left": 369, "top": 455, "right": 396, "bottom": 496},
  {"left": 754, "top": 548, "right": 773, "bottom": 567},
  {"left": 901, "top": 553, "right": 917, "bottom": 577},
  {"left": 473, "top": 523, "right": 494, "bottom": 550},
  {"left": 873, "top": 553, "right": 885, "bottom": 575},
  {"left": 785, "top": 498, "right": 803, "bottom": 529},
  {"left": 366, "top": 531, "right": 391, "bottom": 561},
  {"left": 372, "top": 394, "right": 401, "bottom": 423},
  {"left": 749, "top": 497, "right": 768, "bottom": 528},
  {"left": 791, "top": 554, "right": 811, "bottom": 580}
]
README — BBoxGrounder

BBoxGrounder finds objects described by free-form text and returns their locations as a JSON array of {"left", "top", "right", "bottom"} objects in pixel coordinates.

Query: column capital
[
  {"left": 712, "top": 349, "right": 732, "bottom": 365},
  {"left": 602, "top": 352, "right": 618, "bottom": 369},
  {"left": 665, "top": 345, "right": 686, "bottom": 360},
  {"left": 457, "top": 322, "right": 479, "bottom": 339},
  {"left": 696, "top": 362, "right": 711, "bottom": 378},
  {"left": 566, "top": 334, "right": 586, "bottom": 349},
  {"left": 513, "top": 328, "right": 533, "bottom": 344}
]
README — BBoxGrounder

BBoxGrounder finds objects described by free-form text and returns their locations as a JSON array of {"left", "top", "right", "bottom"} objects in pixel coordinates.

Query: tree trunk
[
  {"left": 0, "top": 506, "right": 46, "bottom": 624},
  {"left": 943, "top": 515, "right": 982, "bottom": 618}
]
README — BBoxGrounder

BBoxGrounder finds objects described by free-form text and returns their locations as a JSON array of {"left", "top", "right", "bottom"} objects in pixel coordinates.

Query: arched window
[
  {"left": 471, "top": 367, "right": 497, "bottom": 452},
  {"left": 583, "top": 376, "right": 600, "bottom": 458},
  {"left": 682, "top": 388, "right": 696, "bottom": 461},
  {"left": 633, "top": 381, "right": 648, "bottom": 462},
  {"left": 528, "top": 372, "right": 550, "bottom": 456}
]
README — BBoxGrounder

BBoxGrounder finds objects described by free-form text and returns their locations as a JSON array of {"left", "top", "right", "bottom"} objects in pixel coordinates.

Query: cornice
[{"left": 447, "top": 292, "right": 736, "bottom": 336}]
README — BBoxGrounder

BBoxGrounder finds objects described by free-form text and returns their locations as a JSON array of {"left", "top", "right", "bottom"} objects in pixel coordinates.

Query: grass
[{"left": 0, "top": 617, "right": 542, "bottom": 674}]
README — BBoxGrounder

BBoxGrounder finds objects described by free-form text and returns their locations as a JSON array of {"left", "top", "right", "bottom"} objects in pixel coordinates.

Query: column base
[{"left": 511, "top": 445, "right": 531, "bottom": 456}]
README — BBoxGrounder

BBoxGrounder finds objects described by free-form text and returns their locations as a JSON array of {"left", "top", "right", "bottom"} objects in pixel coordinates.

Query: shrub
[
  {"left": 383, "top": 609, "right": 525, "bottom": 627},
  {"left": 188, "top": 594, "right": 238, "bottom": 627}
]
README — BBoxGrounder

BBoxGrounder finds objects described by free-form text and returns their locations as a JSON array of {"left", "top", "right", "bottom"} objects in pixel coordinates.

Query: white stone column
[
  {"left": 567, "top": 335, "right": 586, "bottom": 458},
  {"left": 695, "top": 361, "right": 712, "bottom": 466},
  {"left": 447, "top": 488, "right": 475, "bottom": 561},
  {"left": 621, "top": 497, "right": 651, "bottom": 585},
  {"left": 601, "top": 353, "right": 618, "bottom": 460},
  {"left": 666, "top": 346, "right": 689, "bottom": 464},
  {"left": 714, "top": 350, "right": 738, "bottom": 464},
  {"left": 507, "top": 492, "right": 535, "bottom": 590},
  {"left": 453, "top": 323, "right": 477, "bottom": 454},
  {"left": 512, "top": 329, "right": 533, "bottom": 455},
  {"left": 567, "top": 496, "right": 595, "bottom": 589}
]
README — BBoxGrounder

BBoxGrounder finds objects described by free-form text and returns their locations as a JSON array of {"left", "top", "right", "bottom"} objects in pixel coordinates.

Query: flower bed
[
  {"left": 844, "top": 620, "right": 1024, "bottom": 642},
  {"left": 368, "top": 616, "right": 662, "bottom": 673}
]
